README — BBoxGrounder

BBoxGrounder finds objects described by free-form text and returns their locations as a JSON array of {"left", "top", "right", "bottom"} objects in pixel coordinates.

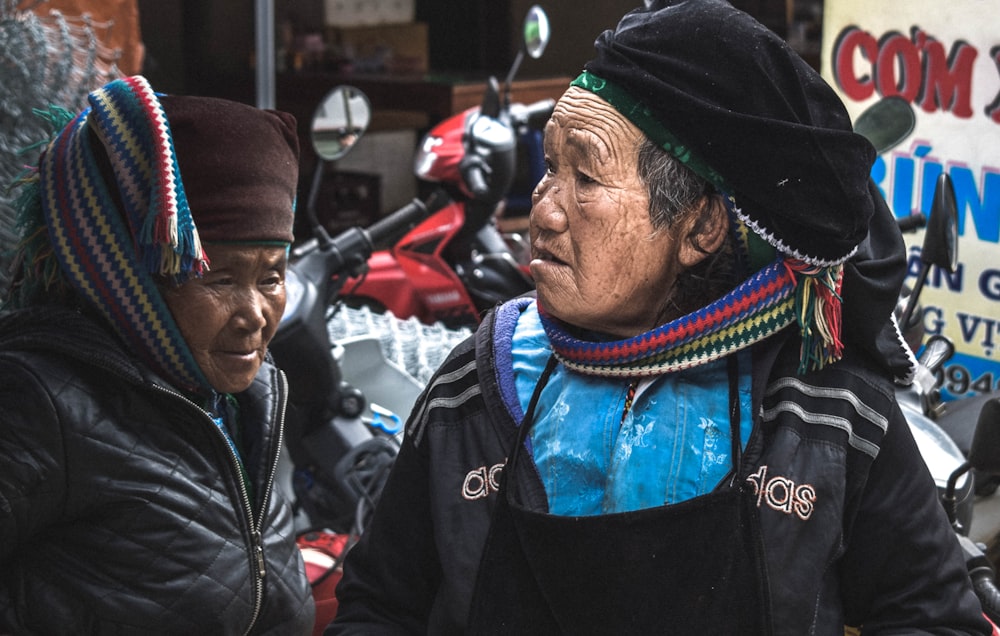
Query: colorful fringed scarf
[
  {"left": 540, "top": 205, "right": 845, "bottom": 378},
  {"left": 32, "top": 76, "right": 212, "bottom": 393}
]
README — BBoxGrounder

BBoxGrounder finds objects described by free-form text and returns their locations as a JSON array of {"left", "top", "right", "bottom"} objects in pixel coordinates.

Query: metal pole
[{"left": 255, "top": 0, "right": 275, "bottom": 109}]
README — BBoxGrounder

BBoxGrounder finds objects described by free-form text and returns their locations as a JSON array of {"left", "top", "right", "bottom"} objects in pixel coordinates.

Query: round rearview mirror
[
  {"left": 853, "top": 96, "right": 915, "bottom": 155},
  {"left": 310, "top": 86, "right": 371, "bottom": 161},
  {"left": 523, "top": 5, "right": 550, "bottom": 60}
]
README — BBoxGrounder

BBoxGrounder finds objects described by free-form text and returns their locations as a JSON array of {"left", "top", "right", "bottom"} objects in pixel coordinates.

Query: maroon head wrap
[{"left": 161, "top": 94, "right": 299, "bottom": 244}]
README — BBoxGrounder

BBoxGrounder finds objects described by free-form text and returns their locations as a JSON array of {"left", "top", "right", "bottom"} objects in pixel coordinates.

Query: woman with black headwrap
[
  {"left": 329, "top": 2, "right": 991, "bottom": 634},
  {"left": 0, "top": 76, "right": 314, "bottom": 634}
]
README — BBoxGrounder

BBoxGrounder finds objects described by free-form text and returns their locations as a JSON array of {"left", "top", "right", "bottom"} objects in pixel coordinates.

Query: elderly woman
[
  {"left": 330, "top": 2, "right": 991, "bottom": 635},
  {"left": 0, "top": 76, "right": 314, "bottom": 633}
]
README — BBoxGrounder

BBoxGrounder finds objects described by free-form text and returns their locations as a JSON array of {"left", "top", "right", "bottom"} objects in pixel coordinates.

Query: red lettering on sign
[
  {"left": 876, "top": 32, "right": 923, "bottom": 102},
  {"left": 834, "top": 26, "right": 878, "bottom": 101},
  {"left": 832, "top": 25, "right": 979, "bottom": 121},
  {"left": 918, "top": 31, "right": 977, "bottom": 118}
]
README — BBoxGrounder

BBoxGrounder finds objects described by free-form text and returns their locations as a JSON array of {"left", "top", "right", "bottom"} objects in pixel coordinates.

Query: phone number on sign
[{"left": 939, "top": 354, "right": 1000, "bottom": 400}]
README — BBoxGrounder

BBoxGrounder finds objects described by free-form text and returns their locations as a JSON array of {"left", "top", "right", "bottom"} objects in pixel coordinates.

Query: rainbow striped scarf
[
  {"left": 540, "top": 212, "right": 844, "bottom": 377},
  {"left": 36, "top": 76, "right": 212, "bottom": 393}
]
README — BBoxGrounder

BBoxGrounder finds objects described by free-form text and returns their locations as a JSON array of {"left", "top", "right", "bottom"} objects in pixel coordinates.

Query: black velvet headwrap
[
  {"left": 582, "top": 0, "right": 877, "bottom": 266},
  {"left": 577, "top": 0, "right": 913, "bottom": 381}
]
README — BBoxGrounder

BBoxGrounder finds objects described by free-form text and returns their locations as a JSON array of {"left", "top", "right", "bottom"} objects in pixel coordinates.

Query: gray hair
[
  {"left": 637, "top": 137, "right": 712, "bottom": 231},
  {"left": 636, "top": 137, "right": 736, "bottom": 317}
]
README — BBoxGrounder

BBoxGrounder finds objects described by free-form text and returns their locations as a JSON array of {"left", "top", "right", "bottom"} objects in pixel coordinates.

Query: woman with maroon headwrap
[{"left": 0, "top": 76, "right": 314, "bottom": 634}]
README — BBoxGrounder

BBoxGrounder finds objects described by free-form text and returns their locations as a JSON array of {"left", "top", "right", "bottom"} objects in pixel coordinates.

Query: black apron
[{"left": 467, "top": 356, "right": 772, "bottom": 635}]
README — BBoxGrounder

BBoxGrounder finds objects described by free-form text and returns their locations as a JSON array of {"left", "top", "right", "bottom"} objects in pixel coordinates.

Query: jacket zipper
[{"left": 150, "top": 369, "right": 289, "bottom": 636}]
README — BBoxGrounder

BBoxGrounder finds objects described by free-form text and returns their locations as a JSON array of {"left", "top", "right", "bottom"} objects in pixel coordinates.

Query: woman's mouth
[
  {"left": 529, "top": 245, "right": 571, "bottom": 284},
  {"left": 215, "top": 348, "right": 260, "bottom": 364},
  {"left": 531, "top": 244, "right": 567, "bottom": 266}
]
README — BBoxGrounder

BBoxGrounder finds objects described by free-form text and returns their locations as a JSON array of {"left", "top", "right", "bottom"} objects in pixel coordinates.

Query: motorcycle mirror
[
  {"left": 922, "top": 173, "right": 960, "bottom": 274},
  {"left": 310, "top": 85, "right": 372, "bottom": 162},
  {"left": 898, "top": 173, "right": 959, "bottom": 330},
  {"left": 968, "top": 398, "right": 1000, "bottom": 475},
  {"left": 853, "top": 96, "right": 915, "bottom": 155},
  {"left": 503, "top": 5, "right": 550, "bottom": 99},
  {"left": 523, "top": 5, "right": 551, "bottom": 60}
]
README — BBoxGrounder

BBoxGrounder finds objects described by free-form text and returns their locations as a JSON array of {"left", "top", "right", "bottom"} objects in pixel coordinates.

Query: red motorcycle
[{"left": 339, "top": 6, "right": 553, "bottom": 328}]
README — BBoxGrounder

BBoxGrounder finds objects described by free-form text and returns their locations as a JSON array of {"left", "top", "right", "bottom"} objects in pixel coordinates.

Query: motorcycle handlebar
[
  {"left": 958, "top": 534, "right": 1000, "bottom": 626},
  {"left": 898, "top": 212, "right": 928, "bottom": 232},
  {"left": 366, "top": 188, "right": 453, "bottom": 248},
  {"left": 365, "top": 199, "right": 427, "bottom": 247},
  {"left": 309, "top": 189, "right": 453, "bottom": 282},
  {"left": 972, "top": 569, "right": 1000, "bottom": 627},
  {"left": 464, "top": 165, "right": 490, "bottom": 198},
  {"left": 511, "top": 98, "right": 556, "bottom": 130}
]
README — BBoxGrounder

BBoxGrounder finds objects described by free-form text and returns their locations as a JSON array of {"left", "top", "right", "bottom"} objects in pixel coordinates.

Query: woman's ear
[{"left": 678, "top": 194, "right": 729, "bottom": 268}]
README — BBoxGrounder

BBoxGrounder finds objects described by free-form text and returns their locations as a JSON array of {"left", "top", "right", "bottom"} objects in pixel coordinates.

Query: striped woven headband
[{"left": 39, "top": 76, "right": 211, "bottom": 393}]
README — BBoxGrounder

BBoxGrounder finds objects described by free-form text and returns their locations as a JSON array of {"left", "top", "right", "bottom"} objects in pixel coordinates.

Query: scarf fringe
[
  {"left": 3, "top": 106, "right": 79, "bottom": 309},
  {"left": 784, "top": 260, "right": 844, "bottom": 374}
]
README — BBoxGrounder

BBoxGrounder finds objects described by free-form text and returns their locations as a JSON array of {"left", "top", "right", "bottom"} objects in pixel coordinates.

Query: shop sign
[{"left": 822, "top": 0, "right": 1000, "bottom": 398}]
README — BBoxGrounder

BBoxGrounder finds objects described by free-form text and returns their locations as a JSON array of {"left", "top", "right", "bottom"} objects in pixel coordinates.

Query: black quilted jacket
[{"left": 0, "top": 306, "right": 314, "bottom": 635}]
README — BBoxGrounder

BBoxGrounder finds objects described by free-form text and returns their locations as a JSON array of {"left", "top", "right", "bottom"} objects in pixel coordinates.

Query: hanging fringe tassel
[
  {"left": 3, "top": 106, "right": 79, "bottom": 309},
  {"left": 784, "top": 259, "right": 845, "bottom": 373}
]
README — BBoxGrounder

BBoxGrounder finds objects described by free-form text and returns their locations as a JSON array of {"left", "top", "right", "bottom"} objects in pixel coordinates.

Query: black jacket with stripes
[{"left": 332, "top": 297, "right": 989, "bottom": 635}]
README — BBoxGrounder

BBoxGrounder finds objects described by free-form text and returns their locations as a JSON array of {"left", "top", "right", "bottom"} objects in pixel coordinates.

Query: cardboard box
[
  {"left": 326, "top": 22, "right": 428, "bottom": 74},
  {"left": 315, "top": 170, "right": 381, "bottom": 236},
  {"left": 336, "top": 129, "right": 419, "bottom": 214}
]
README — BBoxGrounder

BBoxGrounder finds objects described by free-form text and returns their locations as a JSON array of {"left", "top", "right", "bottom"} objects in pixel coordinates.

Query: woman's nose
[
  {"left": 233, "top": 289, "right": 267, "bottom": 332},
  {"left": 530, "top": 179, "right": 568, "bottom": 233}
]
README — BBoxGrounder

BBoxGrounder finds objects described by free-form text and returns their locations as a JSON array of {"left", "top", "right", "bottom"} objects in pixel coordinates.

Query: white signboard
[{"left": 822, "top": 0, "right": 1000, "bottom": 399}]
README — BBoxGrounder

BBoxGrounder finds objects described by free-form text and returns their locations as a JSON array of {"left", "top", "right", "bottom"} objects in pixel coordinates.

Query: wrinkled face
[
  {"left": 530, "top": 87, "right": 688, "bottom": 338},
  {"left": 163, "top": 243, "right": 288, "bottom": 394}
]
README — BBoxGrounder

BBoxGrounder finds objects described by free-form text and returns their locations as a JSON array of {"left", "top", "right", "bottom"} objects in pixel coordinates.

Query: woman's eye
[
  {"left": 260, "top": 272, "right": 284, "bottom": 288},
  {"left": 577, "top": 171, "right": 596, "bottom": 185}
]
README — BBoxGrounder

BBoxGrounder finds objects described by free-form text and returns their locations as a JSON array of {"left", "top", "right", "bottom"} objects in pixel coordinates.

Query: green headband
[
  {"left": 571, "top": 70, "right": 774, "bottom": 272},
  {"left": 571, "top": 71, "right": 729, "bottom": 192}
]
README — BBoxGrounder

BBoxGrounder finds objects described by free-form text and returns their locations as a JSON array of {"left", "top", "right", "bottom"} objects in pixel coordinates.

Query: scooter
[
  {"left": 895, "top": 174, "right": 973, "bottom": 526},
  {"left": 339, "top": 5, "right": 553, "bottom": 328},
  {"left": 856, "top": 93, "right": 1000, "bottom": 497},
  {"left": 892, "top": 173, "right": 1000, "bottom": 625},
  {"left": 854, "top": 97, "right": 979, "bottom": 516},
  {"left": 271, "top": 86, "right": 435, "bottom": 536},
  {"left": 269, "top": 85, "right": 464, "bottom": 633},
  {"left": 856, "top": 98, "right": 1000, "bottom": 623}
]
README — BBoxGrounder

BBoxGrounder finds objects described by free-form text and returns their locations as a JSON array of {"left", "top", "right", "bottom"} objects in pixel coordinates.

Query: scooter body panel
[
  {"left": 897, "top": 387, "right": 975, "bottom": 533},
  {"left": 415, "top": 107, "right": 475, "bottom": 196},
  {"left": 350, "top": 202, "right": 480, "bottom": 326},
  {"left": 348, "top": 250, "right": 421, "bottom": 318}
]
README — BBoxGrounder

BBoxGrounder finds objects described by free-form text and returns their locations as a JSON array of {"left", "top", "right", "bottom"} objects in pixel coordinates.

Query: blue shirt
[{"left": 511, "top": 301, "right": 752, "bottom": 516}]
